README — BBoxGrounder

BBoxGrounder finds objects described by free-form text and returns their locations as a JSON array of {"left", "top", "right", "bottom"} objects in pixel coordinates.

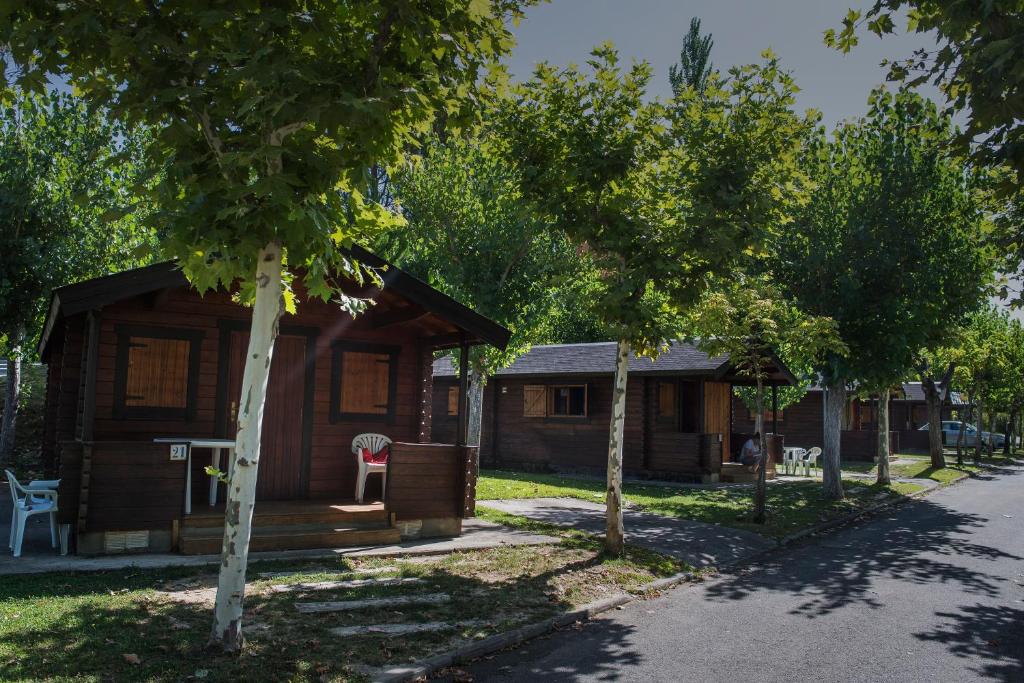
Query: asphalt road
[{"left": 457, "top": 465, "right": 1024, "bottom": 682}]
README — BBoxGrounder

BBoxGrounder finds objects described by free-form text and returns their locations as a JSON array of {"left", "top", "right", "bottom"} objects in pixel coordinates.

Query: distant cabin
[
  {"left": 37, "top": 247, "right": 509, "bottom": 555},
  {"left": 732, "top": 382, "right": 968, "bottom": 458},
  {"left": 432, "top": 341, "right": 796, "bottom": 482}
]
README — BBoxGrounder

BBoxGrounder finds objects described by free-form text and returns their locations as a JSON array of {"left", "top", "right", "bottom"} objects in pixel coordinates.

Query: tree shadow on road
[
  {"left": 703, "top": 496, "right": 1021, "bottom": 619},
  {"left": 914, "top": 603, "right": 1024, "bottom": 681}
]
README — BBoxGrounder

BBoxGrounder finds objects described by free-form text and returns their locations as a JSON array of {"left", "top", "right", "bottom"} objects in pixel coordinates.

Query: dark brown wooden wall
[
  {"left": 57, "top": 285, "right": 434, "bottom": 507},
  {"left": 731, "top": 391, "right": 825, "bottom": 456},
  {"left": 461, "top": 375, "right": 719, "bottom": 480},
  {"left": 386, "top": 442, "right": 475, "bottom": 520}
]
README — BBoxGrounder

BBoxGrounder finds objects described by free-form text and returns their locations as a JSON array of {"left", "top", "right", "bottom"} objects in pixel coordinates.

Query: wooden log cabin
[
  {"left": 432, "top": 341, "right": 796, "bottom": 483},
  {"left": 731, "top": 382, "right": 968, "bottom": 460},
  {"left": 37, "top": 246, "right": 510, "bottom": 555}
]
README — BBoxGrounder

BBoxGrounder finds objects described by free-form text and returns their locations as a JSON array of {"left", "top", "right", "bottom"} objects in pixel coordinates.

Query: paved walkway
[
  {"left": 0, "top": 490, "right": 558, "bottom": 575},
  {"left": 479, "top": 497, "right": 775, "bottom": 568}
]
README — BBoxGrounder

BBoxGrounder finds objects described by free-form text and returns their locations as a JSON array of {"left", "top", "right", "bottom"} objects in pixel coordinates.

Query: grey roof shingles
[{"left": 432, "top": 341, "right": 730, "bottom": 378}]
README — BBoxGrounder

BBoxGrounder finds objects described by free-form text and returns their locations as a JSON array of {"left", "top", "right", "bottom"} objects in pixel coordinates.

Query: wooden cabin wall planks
[
  {"left": 386, "top": 442, "right": 466, "bottom": 520},
  {"left": 71, "top": 285, "right": 430, "bottom": 502}
]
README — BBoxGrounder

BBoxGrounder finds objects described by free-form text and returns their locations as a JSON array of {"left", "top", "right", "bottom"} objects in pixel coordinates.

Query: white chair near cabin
[
  {"left": 352, "top": 433, "right": 391, "bottom": 504},
  {"left": 798, "top": 447, "right": 823, "bottom": 477},
  {"left": 5, "top": 469, "right": 60, "bottom": 557}
]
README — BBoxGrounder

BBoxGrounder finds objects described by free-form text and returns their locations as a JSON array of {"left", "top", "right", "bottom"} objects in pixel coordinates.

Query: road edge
[{"left": 367, "top": 571, "right": 698, "bottom": 683}]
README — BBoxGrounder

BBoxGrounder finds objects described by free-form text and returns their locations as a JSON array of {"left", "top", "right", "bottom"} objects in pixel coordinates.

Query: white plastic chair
[
  {"left": 351, "top": 433, "right": 391, "bottom": 503},
  {"left": 5, "top": 469, "right": 59, "bottom": 557},
  {"left": 799, "top": 447, "right": 822, "bottom": 477}
]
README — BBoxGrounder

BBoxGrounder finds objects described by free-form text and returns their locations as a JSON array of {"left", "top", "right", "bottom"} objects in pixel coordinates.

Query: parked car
[
  {"left": 918, "top": 421, "right": 982, "bottom": 446},
  {"left": 919, "top": 421, "right": 1006, "bottom": 448}
]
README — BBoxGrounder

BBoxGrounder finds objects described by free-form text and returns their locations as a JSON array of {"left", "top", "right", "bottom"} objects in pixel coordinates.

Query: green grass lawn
[
  {"left": 0, "top": 541, "right": 687, "bottom": 682},
  {"left": 841, "top": 452, "right": 1017, "bottom": 485},
  {"left": 477, "top": 469, "right": 923, "bottom": 539}
]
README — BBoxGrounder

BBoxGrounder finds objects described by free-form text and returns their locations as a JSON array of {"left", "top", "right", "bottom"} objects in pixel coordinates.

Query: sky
[
  {"left": 503, "top": 0, "right": 1023, "bottom": 319},
  {"left": 503, "top": 0, "right": 939, "bottom": 131}
]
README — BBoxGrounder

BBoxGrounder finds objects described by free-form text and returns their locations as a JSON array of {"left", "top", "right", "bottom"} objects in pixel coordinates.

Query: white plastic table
[
  {"left": 153, "top": 438, "right": 236, "bottom": 514},
  {"left": 782, "top": 447, "right": 806, "bottom": 475}
]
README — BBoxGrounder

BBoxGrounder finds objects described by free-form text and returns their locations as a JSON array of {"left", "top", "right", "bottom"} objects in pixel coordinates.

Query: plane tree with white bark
[
  {"left": 1, "top": 0, "right": 536, "bottom": 652},
  {"left": 497, "top": 45, "right": 813, "bottom": 554}
]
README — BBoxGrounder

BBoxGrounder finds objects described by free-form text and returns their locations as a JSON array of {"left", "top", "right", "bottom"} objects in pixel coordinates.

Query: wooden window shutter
[
  {"left": 125, "top": 337, "right": 191, "bottom": 408},
  {"left": 340, "top": 351, "right": 392, "bottom": 415},
  {"left": 447, "top": 385, "right": 459, "bottom": 416},
  {"left": 523, "top": 385, "right": 546, "bottom": 417}
]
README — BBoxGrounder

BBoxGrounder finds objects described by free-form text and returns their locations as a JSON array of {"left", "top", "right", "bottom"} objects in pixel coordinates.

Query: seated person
[{"left": 740, "top": 433, "right": 763, "bottom": 471}]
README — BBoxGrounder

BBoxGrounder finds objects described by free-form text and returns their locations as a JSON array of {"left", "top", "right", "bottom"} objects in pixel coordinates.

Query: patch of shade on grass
[
  {"left": 0, "top": 541, "right": 688, "bottom": 682},
  {"left": 477, "top": 469, "right": 924, "bottom": 539}
]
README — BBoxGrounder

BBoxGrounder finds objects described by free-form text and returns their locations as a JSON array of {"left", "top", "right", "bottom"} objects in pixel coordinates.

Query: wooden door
[{"left": 226, "top": 331, "right": 309, "bottom": 500}]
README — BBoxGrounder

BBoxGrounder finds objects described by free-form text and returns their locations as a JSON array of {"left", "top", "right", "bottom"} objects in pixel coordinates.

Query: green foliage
[
  {"left": 777, "top": 88, "right": 991, "bottom": 389},
  {"left": 669, "top": 17, "right": 714, "bottom": 95},
  {"left": 826, "top": 1, "right": 1024, "bottom": 194},
  {"left": 0, "top": 91, "right": 156, "bottom": 357},
  {"left": 689, "top": 276, "right": 844, "bottom": 389},
  {"left": 497, "top": 45, "right": 815, "bottom": 354},
  {"left": 374, "top": 134, "right": 596, "bottom": 374},
  {"left": 1, "top": 1, "right": 536, "bottom": 305}
]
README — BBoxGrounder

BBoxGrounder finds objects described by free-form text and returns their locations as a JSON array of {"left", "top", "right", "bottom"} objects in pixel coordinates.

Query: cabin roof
[
  {"left": 433, "top": 340, "right": 797, "bottom": 385},
  {"left": 806, "top": 381, "right": 969, "bottom": 406},
  {"left": 38, "top": 245, "right": 511, "bottom": 358}
]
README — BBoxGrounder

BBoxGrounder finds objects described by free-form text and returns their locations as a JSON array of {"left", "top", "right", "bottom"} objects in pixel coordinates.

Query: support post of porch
[
  {"left": 456, "top": 339, "right": 470, "bottom": 447},
  {"left": 772, "top": 384, "right": 778, "bottom": 436}
]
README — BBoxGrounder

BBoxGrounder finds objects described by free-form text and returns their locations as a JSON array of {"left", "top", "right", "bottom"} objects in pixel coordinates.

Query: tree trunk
[
  {"left": 973, "top": 396, "right": 984, "bottom": 466},
  {"left": 921, "top": 377, "right": 945, "bottom": 469},
  {"left": 1003, "top": 410, "right": 1014, "bottom": 456},
  {"left": 956, "top": 400, "right": 968, "bottom": 466},
  {"left": 210, "top": 243, "right": 283, "bottom": 652},
  {"left": 604, "top": 339, "right": 629, "bottom": 556},
  {"left": 0, "top": 324, "right": 25, "bottom": 466},
  {"left": 987, "top": 409, "right": 996, "bottom": 459},
  {"left": 822, "top": 376, "right": 845, "bottom": 501},
  {"left": 876, "top": 388, "right": 891, "bottom": 485},
  {"left": 752, "top": 376, "right": 767, "bottom": 524},
  {"left": 467, "top": 368, "right": 486, "bottom": 447}
]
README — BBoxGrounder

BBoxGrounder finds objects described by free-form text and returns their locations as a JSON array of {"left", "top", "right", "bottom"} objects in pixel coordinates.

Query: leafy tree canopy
[
  {"left": 375, "top": 134, "right": 596, "bottom": 374},
  {"left": 0, "top": 90, "right": 156, "bottom": 356},
  {"left": 496, "top": 44, "right": 816, "bottom": 354},
  {"left": 777, "top": 88, "right": 991, "bottom": 389},
  {"left": 1, "top": 0, "right": 536, "bottom": 306},
  {"left": 827, "top": 1, "right": 1024, "bottom": 193}
]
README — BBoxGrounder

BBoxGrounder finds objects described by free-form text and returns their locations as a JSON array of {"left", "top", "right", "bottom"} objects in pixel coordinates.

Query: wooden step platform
[
  {"left": 179, "top": 500, "right": 399, "bottom": 555},
  {"left": 719, "top": 463, "right": 777, "bottom": 484}
]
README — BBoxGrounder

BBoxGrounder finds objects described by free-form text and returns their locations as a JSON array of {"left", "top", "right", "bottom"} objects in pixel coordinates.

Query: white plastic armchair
[
  {"left": 351, "top": 433, "right": 392, "bottom": 503},
  {"left": 5, "top": 469, "right": 59, "bottom": 557},
  {"left": 800, "top": 447, "right": 822, "bottom": 477}
]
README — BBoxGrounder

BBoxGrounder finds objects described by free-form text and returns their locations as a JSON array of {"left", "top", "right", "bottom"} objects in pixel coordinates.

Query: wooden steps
[
  {"left": 179, "top": 501, "right": 399, "bottom": 555},
  {"left": 719, "top": 463, "right": 777, "bottom": 484}
]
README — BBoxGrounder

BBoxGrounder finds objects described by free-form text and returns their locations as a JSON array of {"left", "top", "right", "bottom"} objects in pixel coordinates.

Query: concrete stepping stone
[
  {"left": 268, "top": 577, "right": 421, "bottom": 593},
  {"left": 330, "top": 620, "right": 488, "bottom": 637},
  {"left": 259, "top": 566, "right": 395, "bottom": 579},
  {"left": 295, "top": 592, "right": 451, "bottom": 613}
]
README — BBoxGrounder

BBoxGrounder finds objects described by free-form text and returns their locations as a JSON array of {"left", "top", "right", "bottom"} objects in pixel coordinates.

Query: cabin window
[
  {"left": 330, "top": 342, "right": 399, "bottom": 422},
  {"left": 679, "top": 380, "right": 700, "bottom": 432},
  {"left": 657, "top": 382, "right": 677, "bottom": 419},
  {"left": 447, "top": 385, "right": 460, "bottom": 416},
  {"left": 113, "top": 325, "right": 204, "bottom": 420},
  {"left": 549, "top": 385, "right": 588, "bottom": 417}
]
